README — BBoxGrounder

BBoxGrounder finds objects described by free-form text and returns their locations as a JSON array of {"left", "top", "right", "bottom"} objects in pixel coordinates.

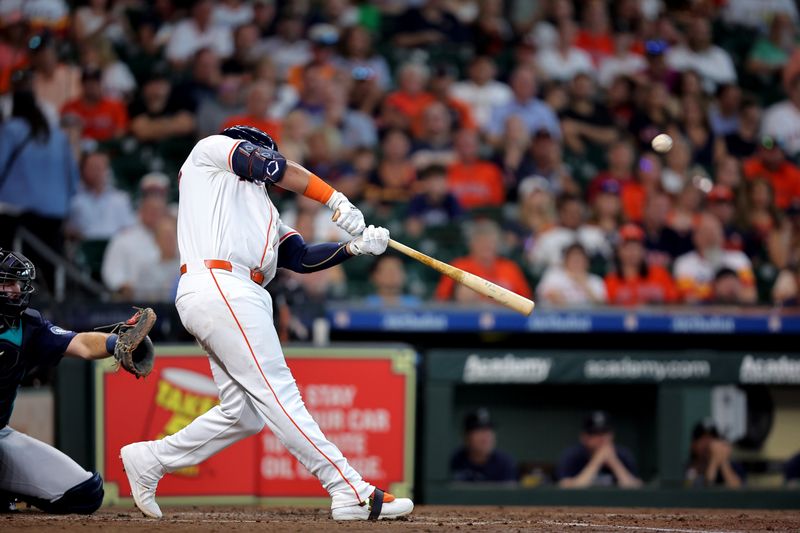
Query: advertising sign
[{"left": 96, "top": 345, "right": 416, "bottom": 505}]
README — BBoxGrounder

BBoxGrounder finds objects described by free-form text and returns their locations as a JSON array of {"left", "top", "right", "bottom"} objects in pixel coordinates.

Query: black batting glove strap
[{"left": 231, "top": 142, "right": 287, "bottom": 185}]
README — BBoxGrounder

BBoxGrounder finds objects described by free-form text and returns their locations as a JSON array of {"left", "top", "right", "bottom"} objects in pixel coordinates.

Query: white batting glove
[
  {"left": 327, "top": 191, "right": 366, "bottom": 236},
  {"left": 348, "top": 225, "right": 390, "bottom": 256}
]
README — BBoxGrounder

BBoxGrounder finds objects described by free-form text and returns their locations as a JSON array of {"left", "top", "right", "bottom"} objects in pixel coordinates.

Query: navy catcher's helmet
[
  {"left": 0, "top": 249, "right": 35, "bottom": 329},
  {"left": 220, "top": 125, "right": 279, "bottom": 152}
]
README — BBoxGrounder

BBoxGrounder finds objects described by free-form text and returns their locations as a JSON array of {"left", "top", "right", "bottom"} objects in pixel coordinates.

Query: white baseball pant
[{"left": 150, "top": 269, "right": 373, "bottom": 508}]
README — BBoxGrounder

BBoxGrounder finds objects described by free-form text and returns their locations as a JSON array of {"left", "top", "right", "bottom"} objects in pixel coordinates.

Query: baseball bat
[{"left": 333, "top": 212, "right": 535, "bottom": 316}]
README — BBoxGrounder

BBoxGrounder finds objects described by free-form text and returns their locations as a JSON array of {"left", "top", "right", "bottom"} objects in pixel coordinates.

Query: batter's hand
[
  {"left": 327, "top": 191, "right": 366, "bottom": 235},
  {"left": 348, "top": 225, "right": 390, "bottom": 256}
]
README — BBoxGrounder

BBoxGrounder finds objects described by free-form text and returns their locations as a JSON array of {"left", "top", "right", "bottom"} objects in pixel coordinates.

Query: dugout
[{"left": 329, "top": 305, "right": 800, "bottom": 509}]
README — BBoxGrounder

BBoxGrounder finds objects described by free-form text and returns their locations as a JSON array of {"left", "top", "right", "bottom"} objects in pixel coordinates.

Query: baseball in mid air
[{"left": 651, "top": 133, "right": 673, "bottom": 153}]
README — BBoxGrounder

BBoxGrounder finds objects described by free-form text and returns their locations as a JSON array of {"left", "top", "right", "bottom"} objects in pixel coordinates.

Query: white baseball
[{"left": 651, "top": 133, "right": 673, "bottom": 153}]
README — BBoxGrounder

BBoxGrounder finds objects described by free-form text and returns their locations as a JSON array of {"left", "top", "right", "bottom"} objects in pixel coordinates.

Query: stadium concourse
[{"left": 5, "top": 506, "right": 800, "bottom": 532}]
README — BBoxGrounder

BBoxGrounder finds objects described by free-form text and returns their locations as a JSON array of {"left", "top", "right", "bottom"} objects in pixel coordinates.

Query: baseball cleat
[
  {"left": 120, "top": 442, "right": 165, "bottom": 518},
  {"left": 331, "top": 488, "right": 413, "bottom": 521}
]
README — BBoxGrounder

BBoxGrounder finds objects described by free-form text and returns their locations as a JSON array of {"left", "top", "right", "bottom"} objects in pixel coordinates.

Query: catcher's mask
[
  {"left": 220, "top": 125, "right": 279, "bottom": 152},
  {"left": 0, "top": 249, "right": 35, "bottom": 329}
]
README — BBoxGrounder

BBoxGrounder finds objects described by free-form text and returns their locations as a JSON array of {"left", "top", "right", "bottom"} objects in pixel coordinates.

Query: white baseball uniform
[{"left": 149, "top": 134, "right": 373, "bottom": 508}]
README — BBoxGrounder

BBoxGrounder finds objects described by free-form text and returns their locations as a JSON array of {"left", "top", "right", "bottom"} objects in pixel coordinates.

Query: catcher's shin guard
[{"left": 24, "top": 472, "right": 104, "bottom": 514}]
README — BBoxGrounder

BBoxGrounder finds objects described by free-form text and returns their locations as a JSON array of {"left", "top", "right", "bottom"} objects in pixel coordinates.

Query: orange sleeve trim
[
  {"left": 227, "top": 140, "right": 241, "bottom": 172},
  {"left": 279, "top": 231, "right": 299, "bottom": 243},
  {"left": 303, "top": 173, "right": 335, "bottom": 204}
]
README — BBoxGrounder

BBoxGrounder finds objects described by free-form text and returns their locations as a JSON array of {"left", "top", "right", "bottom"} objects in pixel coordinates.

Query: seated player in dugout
[
  {"left": 685, "top": 420, "right": 744, "bottom": 488},
  {"left": 556, "top": 411, "right": 642, "bottom": 488},
  {"left": 0, "top": 249, "right": 153, "bottom": 513},
  {"left": 450, "top": 408, "right": 518, "bottom": 483}
]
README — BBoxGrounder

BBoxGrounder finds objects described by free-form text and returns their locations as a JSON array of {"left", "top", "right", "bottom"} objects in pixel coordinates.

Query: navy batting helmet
[
  {"left": 220, "top": 125, "right": 279, "bottom": 152},
  {"left": 0, "top": 249, "right": 35, "bottom": 329}
]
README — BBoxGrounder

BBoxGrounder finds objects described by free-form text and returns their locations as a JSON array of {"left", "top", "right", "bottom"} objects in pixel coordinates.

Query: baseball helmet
[
  {"left": 0, "top": 249, "right": 35, "bottom": 329},
  {"left": 220, "top": 125, "right": 279, "bottom": 152}
]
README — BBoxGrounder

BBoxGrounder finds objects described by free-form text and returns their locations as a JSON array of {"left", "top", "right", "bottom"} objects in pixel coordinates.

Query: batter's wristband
[
  {"left": 105, "top": 334, "right": 118, "bottom": 355},
  {"left": 303, "top": 174, "right": 335, "bottom": 204}
]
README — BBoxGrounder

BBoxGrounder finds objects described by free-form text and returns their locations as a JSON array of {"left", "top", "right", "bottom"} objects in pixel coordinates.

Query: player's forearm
[
  {"left": 65, "top": 332, "right": 113, "bottom": 360},
  {"left": 279, "top": 241, "right": 353, "bottom": 273},
  {"left": 280, "top": 161, "right": 335, "bottom": 204},
  {"left": 559, "top": 457, "right": 604, "bottom": 488},
  {"left": 704, "top": 457, "right": 721, "bottom": 485},
  {"left": 719, "top": 462, "right": 742, "bottom": 488},
  {"left": 607, "top": 457, "right": 642, "bottom": 488}
]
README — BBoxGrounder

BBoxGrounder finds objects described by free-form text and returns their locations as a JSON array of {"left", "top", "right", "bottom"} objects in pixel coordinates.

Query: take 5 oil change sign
[{"left": 96, "top": 345, "right": 416, "bottom": 505}]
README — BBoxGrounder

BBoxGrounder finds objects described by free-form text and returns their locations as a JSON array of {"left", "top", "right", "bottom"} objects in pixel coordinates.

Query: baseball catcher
[
  {"left": 0, "top": 249, "right": 155, "bottom": 513},
  {"left": 120, "top": 125, "right": 413, "bottom": 520}
]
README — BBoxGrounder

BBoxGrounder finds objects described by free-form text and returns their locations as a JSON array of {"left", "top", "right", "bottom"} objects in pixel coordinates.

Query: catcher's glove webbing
[{"left": 96, "top": 307, "right": 156, "bottom": 378}]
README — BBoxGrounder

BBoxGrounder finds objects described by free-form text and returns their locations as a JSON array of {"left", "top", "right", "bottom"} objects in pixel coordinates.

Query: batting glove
[
  {"left": 348, "top": 225, "right": 390, "bottom": 256},
  {"left": 327, "top": 191, "right": 366, "bottom": 236}
]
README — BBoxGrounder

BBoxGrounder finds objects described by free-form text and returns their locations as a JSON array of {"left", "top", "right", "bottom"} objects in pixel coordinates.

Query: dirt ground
[{"left": 4, "top": 506, "right": 799, "bottom": 532}]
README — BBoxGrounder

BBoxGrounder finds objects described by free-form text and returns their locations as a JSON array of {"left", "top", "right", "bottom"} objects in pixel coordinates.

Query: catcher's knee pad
[{"left": 31, "top": 472, "right": 104, "bottom": 514}]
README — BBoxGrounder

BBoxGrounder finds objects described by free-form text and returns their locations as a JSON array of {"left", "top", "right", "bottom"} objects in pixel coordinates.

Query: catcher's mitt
[{"left": 99, "top": 307, "right": 156, "bottom": 378}]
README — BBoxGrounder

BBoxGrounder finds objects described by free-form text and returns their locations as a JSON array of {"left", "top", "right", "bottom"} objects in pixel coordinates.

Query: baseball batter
[
  {"left": 120, "top": 126, "right": 413, "bottom": 521},
  {"left": 0, "top": 249, "right": 154, "bottom": 513}
]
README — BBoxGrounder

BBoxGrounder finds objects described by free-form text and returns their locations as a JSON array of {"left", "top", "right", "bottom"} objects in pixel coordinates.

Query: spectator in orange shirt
[
  {"left": 0, "top": 20, "right": 28, "bottom": 95},
  {"left": 605, "top": 224, "right": 679, "bottom": 306},
  {"left": 286, "top": 24, "right": 338, "bottom": 93},
  {"left": 221, "top": 80, "right": 282, "bottom": 144},
  {"left": 428, "top": 64, "right": 476, "bottom": 132},
  {"left": 61, "top": 67, "right": 128, "bottom": 142},
  {"left": 366, "top": 128, "right": 417, "bottom": 206},
  {"left": 575, "top": 0, "right": 615, "bottom": 65},
  {"left": 382, "top": 62, "right": 435, "bottom": 135},
  {"left": 743, "top": 136, "right": 800, "bottom": 210},
  {"left": 447, "top": 129, "right": 504, "bottom": 209},
  {"left": 435, "top": 219, "right": 532, "bottom": 302}
]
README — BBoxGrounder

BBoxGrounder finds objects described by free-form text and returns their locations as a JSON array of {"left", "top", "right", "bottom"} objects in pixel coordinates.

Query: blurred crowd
[{"left": 2, "top": 0, "right": 800, "bottom": 309}]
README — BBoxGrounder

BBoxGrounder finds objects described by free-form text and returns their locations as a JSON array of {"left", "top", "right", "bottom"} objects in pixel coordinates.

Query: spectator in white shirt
[
  {"left": 598, "top": 31, "right": 646, "bottom": 88},
  {"left": 262, "top": 15, "right": 312, "bottom": 81},
  {"left": 166, "top": 0, "right": 233, "bottom": 66},
  {"left": 721, "top": 0, "right": 798, "bottom": 34},
  {"left": 450, "top": 55, "right": 512, "bottom": 131},
  {"left": 101, "top": 194, "right": 167, "bottom": 299},
  {"left": 673, "top": 214, "right": 757, "bottom": 304},
  {"left": 212, "top": 0, "right": 254, "bottom": 31},
  {"left": 762, "top": 73, "right": 800, "bottom": 158},
  {"left": 666, "top": 19, "right": 737, "bottom": 93},
  {"left": 537, "top": 20, "right": 594, "bottom": 83},
  {"left": 537, "top": 242, "right": 608, "bottom": 306},
  {"left": 529, "top": 195, "right": 611, "bottom": 273},
  {"left": 67, "top": 151, "right": 135, "bottom": 241},
  {"left": 132, "top": 215, "right": 180, "bottom": 302},
  {"left": 527, "top": 0, "right": 574, "bottom": 51}
]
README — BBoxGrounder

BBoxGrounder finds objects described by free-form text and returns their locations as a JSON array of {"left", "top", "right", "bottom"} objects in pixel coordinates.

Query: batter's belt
[{"left": 180, "top": 259, "right": 265, "bottom": 285}]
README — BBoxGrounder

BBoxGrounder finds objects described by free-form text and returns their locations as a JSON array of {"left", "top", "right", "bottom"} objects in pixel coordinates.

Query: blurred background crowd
[{"left": 2, "top": 0, "right": 800, "bottom": 312}]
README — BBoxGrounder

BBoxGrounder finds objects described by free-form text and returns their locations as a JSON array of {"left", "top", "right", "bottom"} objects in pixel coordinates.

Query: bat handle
[{"left": 331, "top": 210, "right": 340, "bottom": 222}]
